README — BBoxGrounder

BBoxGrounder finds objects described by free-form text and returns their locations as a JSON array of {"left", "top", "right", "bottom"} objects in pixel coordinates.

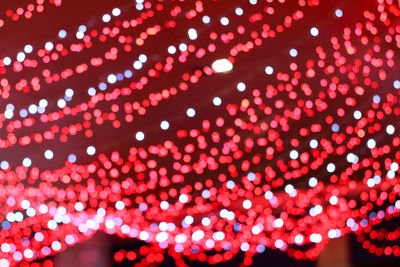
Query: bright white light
[
  {"left": 235, "top": 7, "right": 244, "bottom": 16},
  {"left": 289, "top": 150, "right": 298, "bottom": 159},
  {"left": 87, "top": 146, "right": 96, "bottom": 155},
  {"left": 186, "top": 108, "right": 196, "bottom": 117},
  {"left": 202, "top": 15, "right": 210, "bottom": 24},
  {"left": 44, "top": 150, "right": 54, "bottom": 159},
  {"left": 188, "top": 28, "right": 198, "bottom": 40},
  {"left": 58, "top": 29, "right": 67, "bottom": 39},
  {"left": 3, "top": 57, "right": 11, "bottom": 66},
  {"left": 22, "top": 158, "right": 32, "bottom": 167},
  {"left": 76, "top": 31, "right": 84, "bottom": 39},
  {"left": 220, "top": 17, "right": 229, "bottom": 26},
  {"left": 179, "top": 194, "right": 189, "bottom": 203},
  {"left": 202, "top": 217, "right": 210, "bottom": 226},
  {"left": 289, "top": 48, "right": 298, "bottom": 57},
  {"left": 309, "top": 177, "right": 318, "bottom": 187},
  {"left": 192, "top": 230, "right": 204, "bottom": 241},
  {"left": 327, "top": 163, "right": 336, "bottom": 173},
  {"left": 133, "top": 61, "right": 142, "bottom": 69},
  {"left": 57, "top": 99, "right": 66, "bottom": 108},
  {"left": 237, "top": 82, "right": 246, "bottom": 92},
  {"left": 310, "top": 139, "right": 318, "bottom": 148},
  {"left": 107, "top": 74, "right": 117, "bottom": 84},
  {"left": 179, "top": 43, "right": 187, "bottom": 51},
  {"left": 102, "top": 14, "right": 111, "bottom": 23},
  {"left": 335, "top": 9, "right": 343, "bottom": 18},
  {"left": 24, "top": 44, "right": 33, "bottom": 54},
  {"left": 211, "top": 58, "right": 233, "bottom": 73},
  {"left": 367, "top": 139, "right": 376, "bottom": 149},
  {"left": 160, "top": 120, "right": 169, "bottom": 130},
  {"left": 115, "top": 200, "right": 124, "bottom": 210},
  {"left": 175, "top": 234, "right": 187, "bottom": 243},
  {"left": 213, "top": 97, "right": 222, "bottom": 106},
  {"left": 242, "top": 199, "right": 252, "bottom": 209},
  {"left": 295, "top": 235, "right": 304, "bottom": 244},
  {"left": 273, "top": 218, "right": 284, "bottom": 228},
  {"left": 353, "top": 110, "right": 362, "bottom": 120},
  {"left": 17, "top": 52, "right": 25, "bottom": 62},
  {"left": 156, "top": 232, "right": 168, "bottom": 243},
  {"left": 394, "top": 80, "right": 400, "bottom": 89},
  {"left": 310, "top": 233, "right": 322, "bottom": 243},
  {"left": 45, "top": 42, "right": 54, "bottom": 51},
  {"left": 112, "top": 8, "right": 121, "bottom": 16},
  {"left": 168, "top": 46, "right": 176, "bottom": 54},
  {"left": 4, "top": 109, "right": 13, "bottom": 119},
  {"left": 265, "top": 66, "right": 274, "bottom": 75},
  {"left": 138, "top": 54, "right": 147, "bottom": 63},
  {"left": 310, "top": 27, "right": 319, "bottom": 36},
  {"left": 387, "top": 125, "right": 395, "bottom": 135},
  {"left": 135, "top": 131, "right": 145, "bottom": 141}
]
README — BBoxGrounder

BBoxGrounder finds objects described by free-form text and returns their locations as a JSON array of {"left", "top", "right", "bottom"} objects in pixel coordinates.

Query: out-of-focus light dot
[
  {"left": 124, "top": 69, "right": 132, "bottom": 78},
  {"left": 88, "top": 87, "right": 96, "bottom": 96},
  {"left": 45, "top": 42, "right": 54, "bottom": 51},
  {"left": 65, "top": 88, "right": 74, "bottom": 97},
  {"left": 68, "top": 154, "right": 76, "bottom": 163},
  {"left": 289, "top": 48, "right": 298, "bottom": 57},
  {"left": 202, "top": 217, "right": 210, "bottom": 226},
  {"left": 373, "top": 95, "right": 381, "bottom": 103},
  {"left": 39, "top": 99, "right": 48, "bottom": 107},
  {"left": 175, "top": 234, "right": 187, "bottom": 243},
  {"left": 212, "top": 58, "right": 233, "bottom": 73},
  {"left": 327, "top": 163, "right": 335, "bottom": 173},
  {"left": 133, "top": 61, "right": 142, "bottom": 69},
  {"left": 202, "top": 15, "right": 210, "bottom": 24},
  {"left": 135, "top": 131, "right": 145, "bottom": 141},
  {"left": 17, "top": 52, "right": 25, "bottom": 62},
  {"left": 220, "top": 17, "right": 229, "bottom": 25},
  {"left": 394, "top": 80, "right": 400, "bottom": 89},
  {"left": 112, "top": 8, "right": 121, "bottom": 16},
  {"left": 265, "top": 66, "right": 274, "bottom": 75},
  {"left": 241, "top": 242, "right": 250, "bottom": 251},
  {"left": 58, "top": 29, "right": 67, "bottom": 38},
  {"left": 310, "top": 233, "right": 322, "bottom": 243},
  {"left": 192, "top": 230, "right": 204, "bottom": 241},
  {"left": 19, "top": 109, "right": 27, "bottom": 118},
  {"left": 247, "top": 172, "right": 255, "bottom": 181},
  {"left": 310, "top": 27, "right": 319, "bottom": 36},
  {"left": 257, "top": 244, "right": 265, "bottom": 253},
  {"left": 102, "top": 14, "right": 111, "bottom": 22},
  {"left": 3, "top": 57, "right": 11, "bottom": 66},
  {"left": 1, "top": 244, "right": 10, "bottom": 253},
  {"left": 107, "top": 74, "right": 117, "bottom": 84},
  {"left": 188, "top": 28, "right": 198, "bottom": 40},
  {"left": 186, "top": 108, "right": 196, "bottom": 117},
  {"left": 387, "top": 125, "right": 395, "bottom": 135},
  {"left": 289, "top": 150, "right": 298, "bottom": 159},
  {"left": 24, "top": 44, "right": 33, "bottom": 54},
  {"left": 329, "top": 196, "right": 338, "bottom": 205},
  {"left": 179, "top": 194, "right": 189, "bottom": 203},
  {"left": 87, "top": 146, "right": 96, "bottom": 155},
  {"left": 22, "top": 158, "right": 32, "bottom": 167},
  {"left": 76, "top": 31, "right": 84, "bottom": 39},
  {"left": 24, "top": 249, "right": 33, "bottom": 259},
  {"left": 138, "top": 54, "right": 147, "bottom": 63},
  {"left": 295, "top": 235, "right": 304, "bottom": 245},
  {"left": 156, "top": 232, "right": 168, "bottom": 243},
  {"left": 367, "top": 139, "right": 376, "bottom": 149},
  {"left": 160, "top": 120, "right": 169, "bottom": 130},
  {"left": 331, "top": 123, "right": 340, "bottom": 132},
  {"left": 235, "top": 7, "right": 243, "bottom": 16},
  {"left": 310, "top": 139, "right": 318, "bottom": 148},
  {"left": 115, "top": 201, "right": 125, "bottom": 210},
  {"left": 309, "top": 177, "right": 318, "bottom": 187},
  {"left": 57, "top": 99, "right": 66, "bottom": 108},
  {"left": 160, "top": 201, "right": 169, "bottom": 210},
  {"left": 273, "top": 218, "right": 284, "bottom": 228},
  {"left": 179, "top": 43, "right": 188, "bottom": 51},
  {"left": 29, "top": 104, "right": 38, "bottom": 114},
  {"left": 168, "top": 45, "right": 176, "bottom": 54},
  {"left": 213, "top": 96, "right": 222, "bottom": 106},
  {"left": 44, "top": 150, "right": 54, "bottom": 160},
  {"left": 21, "top": 200, "right": 30, "bottom": 209},
  {"left": 353, "top": 110, "right": 362, "bottom": 120},
  {"left": 335, "top": 9, "right": 343, "bottom": 17},
  {"left": 242, "top": 199, "right": 252, "bottom": 209},
  {"left": 4, "top": 109, "right": 13, "bottom": 119},
  {"left": 237, "top": 82, "right": 246, "bottom": 92},
  {"left": 275, "top": 240, "right": 284, "bottom": 249},
  {"left": 0, "top": 161, "right": 9, "bottom": 170},
  {"left": 78, "top": 25, "right": 87, "bottom": 32},
  {"left": 105, "top": 220, "right": 115, "bottom": 229},
  {"left": 249, "top": 0, "right": 257, "bottom": 4}
]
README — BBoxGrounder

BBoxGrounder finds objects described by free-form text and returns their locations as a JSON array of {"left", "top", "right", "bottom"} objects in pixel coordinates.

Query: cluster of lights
[{"left": 0, "top": 0, "right": 400, "bottom": 266}]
